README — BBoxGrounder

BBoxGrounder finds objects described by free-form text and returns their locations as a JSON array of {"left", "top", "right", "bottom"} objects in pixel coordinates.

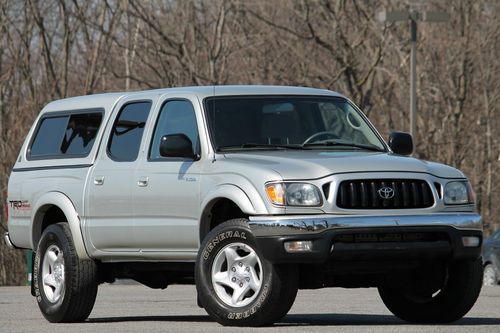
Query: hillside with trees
[{"left": 0, "top": 0, "right": 498, "bottom": 285}]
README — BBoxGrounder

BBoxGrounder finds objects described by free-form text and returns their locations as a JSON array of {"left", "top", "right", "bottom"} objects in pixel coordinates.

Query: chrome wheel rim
[
  {"left": 483, "top": 265, "right": 497, "bottom": 286},
  {"left": 41, "top": 245, "right": 65, "bottom": 303},
  {"left": 211, "top": 242, "right": 263, "bottom": 308}
]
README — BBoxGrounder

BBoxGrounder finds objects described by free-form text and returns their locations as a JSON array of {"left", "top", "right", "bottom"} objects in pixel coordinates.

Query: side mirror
[
  {"left": 159, "top": 134, "right": 196, "bottom": 159},
  {"left": 388, "top": 131, "right": 413, "bottom": 156}
]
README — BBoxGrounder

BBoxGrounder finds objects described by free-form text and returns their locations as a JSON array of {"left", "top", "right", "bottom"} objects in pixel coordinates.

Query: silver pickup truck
[{"left": 4, "top": 86, "right": 483, "bottom": 326}]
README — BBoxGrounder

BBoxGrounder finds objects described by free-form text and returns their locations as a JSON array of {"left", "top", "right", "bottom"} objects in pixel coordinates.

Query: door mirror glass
[
  {"left": 388, "top": 131, "right": 413, "bottom": 156},
  {"left": 159, "top": 134, "right": 196, "bottom": 159}
]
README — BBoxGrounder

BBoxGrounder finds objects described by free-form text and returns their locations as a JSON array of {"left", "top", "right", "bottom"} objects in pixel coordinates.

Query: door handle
[
  {"left": 137, "top": 177, "right": 149, "bottom": 187},
  {"left": 94, "top": 176, "right": 104, "bottom": 185}
]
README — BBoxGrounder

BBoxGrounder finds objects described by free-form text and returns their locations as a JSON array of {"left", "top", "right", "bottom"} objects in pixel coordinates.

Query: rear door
[{"left": 85, "top": 97, "right": 154, "bottom": 252}]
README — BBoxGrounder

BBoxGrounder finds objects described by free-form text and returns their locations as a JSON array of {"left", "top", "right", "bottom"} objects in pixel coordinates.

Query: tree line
[{"left": 0, "top": 0, "right": 498, "bottom": 285}]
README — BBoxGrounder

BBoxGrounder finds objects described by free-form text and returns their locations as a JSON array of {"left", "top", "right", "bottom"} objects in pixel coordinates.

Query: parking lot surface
[{"left": 1, "top": 284, "right": 499, "bottom": 333}]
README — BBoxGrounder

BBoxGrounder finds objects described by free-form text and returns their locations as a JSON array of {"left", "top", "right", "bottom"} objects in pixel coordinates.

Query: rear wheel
[
  {"left": 34, "top": 223, "right": 98, "bottom": 322},
  {"left": 483, "top": 264, "right": 497, "bottom": 286},
  {"left": 378, "top": 259, "right": 482, "bottom": 323},
  {"left": 195, "top": 219, "right": 298, "bottom": 326}
]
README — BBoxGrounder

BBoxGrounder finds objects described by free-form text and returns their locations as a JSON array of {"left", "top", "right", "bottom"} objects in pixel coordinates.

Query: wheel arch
[
  {"left": 199, "top": 184, "right": 266, "bottom": 242},
  {"left": 31, "top": 192, "right": 89, "bottom": 259}
]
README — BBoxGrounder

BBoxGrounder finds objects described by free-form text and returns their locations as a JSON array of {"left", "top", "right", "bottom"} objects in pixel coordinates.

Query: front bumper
[{"left": 248, "top": 213, "right": 482, "bottom": 263}]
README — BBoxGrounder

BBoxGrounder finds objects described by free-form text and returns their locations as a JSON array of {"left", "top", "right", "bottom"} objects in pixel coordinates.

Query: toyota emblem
[{"left": 378, "top": 186, "right": 395, "bottom": 199}]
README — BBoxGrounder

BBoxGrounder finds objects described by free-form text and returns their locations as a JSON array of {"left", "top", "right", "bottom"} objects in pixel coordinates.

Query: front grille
[{"left": 336, "top": 179, "right": 434, "bottom": 209}]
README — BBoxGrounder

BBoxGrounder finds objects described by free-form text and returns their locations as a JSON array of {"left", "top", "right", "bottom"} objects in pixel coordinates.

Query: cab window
[{"left": 29, "top": 111, "right": 103, "bottom": 159}]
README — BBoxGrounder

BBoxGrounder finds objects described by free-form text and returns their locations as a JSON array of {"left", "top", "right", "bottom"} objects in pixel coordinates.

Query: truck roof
[{"left": 42, "top": 85, "right": 344, "bottom": 114}]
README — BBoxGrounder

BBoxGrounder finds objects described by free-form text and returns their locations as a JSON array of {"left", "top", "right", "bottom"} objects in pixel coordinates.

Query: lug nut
[
  {"left": 245, "top": 267, "right": 250, "bottom": 272},
  {"left": 239, "top": 283, "right": 243, "bottom": 287},
  {"left": 231, "top": 267, "right": 236, "bottom": 272},
  {"left": 232, "top": 277, "right": 236, "bottom": 282},
  {"left": 238, "top": 262, "right": 243, "bottom": 267}
]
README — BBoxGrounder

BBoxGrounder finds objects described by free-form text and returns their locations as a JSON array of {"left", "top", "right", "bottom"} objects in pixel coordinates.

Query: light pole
[{"left": 377, "top": 7, "right": 448, "bottom": 153}]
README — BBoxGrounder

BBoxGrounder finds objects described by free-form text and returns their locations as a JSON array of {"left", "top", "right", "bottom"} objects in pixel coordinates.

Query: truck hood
[{"left": 221, "top": 150, "right": 465, "bottom": 180}]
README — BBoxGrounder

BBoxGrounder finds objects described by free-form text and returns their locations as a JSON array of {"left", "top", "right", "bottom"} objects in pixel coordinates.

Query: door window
[
  {"left": 108, "top": 101, "right": 152, "bottom": 162},
  {"left": 149, "top": 100, "right": 200, "bottom": 160}
]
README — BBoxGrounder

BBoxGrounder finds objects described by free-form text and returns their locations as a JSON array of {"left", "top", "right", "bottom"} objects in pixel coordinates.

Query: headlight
[
  {"left": 266, "top": 182, "right": 322, "bottom": 206},
  {"left": 444, "top": 181, "right": 471, "bottom": 205}
]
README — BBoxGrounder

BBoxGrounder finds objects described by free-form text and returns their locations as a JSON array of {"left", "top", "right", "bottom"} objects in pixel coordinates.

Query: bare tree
[{"left": 0, "top": 0, "right": 498, "bottom": 285}]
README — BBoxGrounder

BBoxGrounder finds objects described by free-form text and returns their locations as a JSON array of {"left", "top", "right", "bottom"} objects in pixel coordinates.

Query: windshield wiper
[
  {"left": 302, "top": 141, "right": 385, "bottom": 152},
  {"left": 217, "top": 143, "right": 304, "bottom": 151}
]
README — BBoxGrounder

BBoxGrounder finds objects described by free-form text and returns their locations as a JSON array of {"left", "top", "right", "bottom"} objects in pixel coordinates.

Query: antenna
[{"left": 212, "top": 85, "right": 216, "bottom": 163}]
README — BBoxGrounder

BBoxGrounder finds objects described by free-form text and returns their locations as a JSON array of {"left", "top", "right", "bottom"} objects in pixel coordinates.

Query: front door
[{"left": 133, "top": 95, "right": 202, "bottom": 256}]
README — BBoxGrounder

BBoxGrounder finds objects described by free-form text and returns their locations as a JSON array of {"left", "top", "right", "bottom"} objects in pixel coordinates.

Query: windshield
[{"left": 204, "top": 96, "right": 386, "bottom": 152}]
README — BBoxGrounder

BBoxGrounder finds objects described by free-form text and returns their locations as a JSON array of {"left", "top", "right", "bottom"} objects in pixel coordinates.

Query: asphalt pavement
[{"left": 1, "top": 284, "right": 499, "bottom": 333}]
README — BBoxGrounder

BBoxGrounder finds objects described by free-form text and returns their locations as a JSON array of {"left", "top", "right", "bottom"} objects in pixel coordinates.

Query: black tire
[
  {"left": 195, "top": 219, "right": 298, "bottom": 327},
  {"left": 378, "top": 259, "right": 483, "bottom": 323},
  {"left": 33, "top": 223, "right": 98, "bottom": 323}
]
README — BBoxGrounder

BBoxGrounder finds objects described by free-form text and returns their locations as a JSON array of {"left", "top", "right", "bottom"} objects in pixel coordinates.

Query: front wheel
[
  {"left": 34, "top": 223, "right": 98, "bottom": 322},
  {"left": 195, "top": 219, "right": 298, "bottom": 326},
  {"left": 378, "top": 259, "right": 483, "bottom": 323}
]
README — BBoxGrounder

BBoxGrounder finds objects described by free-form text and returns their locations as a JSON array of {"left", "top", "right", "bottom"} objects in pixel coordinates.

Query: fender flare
[
  {"left": 199, "top": 184, "right": 268, "bottom": 240},
  {"left": 201, "top": 184, "right": 268, "bottom": 216},
  {"left": 31, "top": 192, "right": 90, "bottom": 260}
]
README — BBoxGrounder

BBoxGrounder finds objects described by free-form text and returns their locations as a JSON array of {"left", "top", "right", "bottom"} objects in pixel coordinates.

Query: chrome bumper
[
  {"left": 248, "top": 213, "right": 482, "bottom": 237},
  {"left": 3, "top": 232, "right": 18, "bottom": 250}
]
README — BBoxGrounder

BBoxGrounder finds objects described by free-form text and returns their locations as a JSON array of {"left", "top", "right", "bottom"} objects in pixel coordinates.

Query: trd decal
[{"left": 9, "top": 200, "right": 31, "bottom": 211}]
